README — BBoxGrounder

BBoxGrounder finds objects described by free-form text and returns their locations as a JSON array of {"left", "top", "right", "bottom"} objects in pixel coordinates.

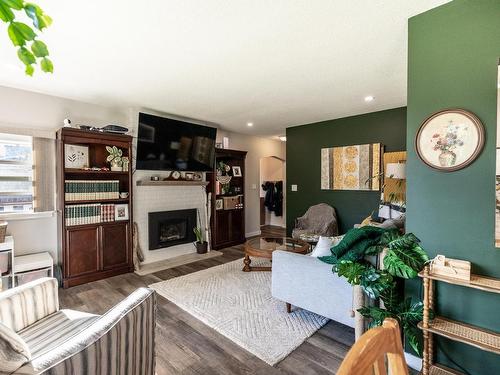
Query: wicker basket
[{"left": 0, "top": 221, "right": 7, "bottom": 243}]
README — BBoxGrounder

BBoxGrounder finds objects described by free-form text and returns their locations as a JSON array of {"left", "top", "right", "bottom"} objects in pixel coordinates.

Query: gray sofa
[
  {"left": 0, "top": 278, "right": 156, "bottom": 375},
  {"left": 272, "top": 250, "right": 366, "bottom": 339}
]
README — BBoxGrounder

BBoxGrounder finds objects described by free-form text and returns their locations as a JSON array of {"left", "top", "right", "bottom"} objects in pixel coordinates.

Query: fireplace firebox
[{"left": 148, "top": 209, "right": 197, "bottom": 250}]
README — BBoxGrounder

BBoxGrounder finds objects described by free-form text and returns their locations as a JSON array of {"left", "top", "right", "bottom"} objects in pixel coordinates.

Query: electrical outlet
[
  {"left": 291, "top": 184, "right": 298, "bottom": 192},
  {"left": 251, "top": 184, "right": 257, "bottom": 189}
]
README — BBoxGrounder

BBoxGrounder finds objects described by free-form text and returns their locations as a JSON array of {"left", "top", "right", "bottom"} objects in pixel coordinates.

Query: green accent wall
[
  {"left": 407, "top": 1, "right": 500, "bottom": 373},
  {"left": 286, "top": 107, "right": 406, "bottom": 234}
]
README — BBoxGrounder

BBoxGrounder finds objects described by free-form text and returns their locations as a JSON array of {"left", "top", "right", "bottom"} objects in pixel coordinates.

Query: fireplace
[{"left": 148, "top": 209, "right": 197, "bottom": 250}]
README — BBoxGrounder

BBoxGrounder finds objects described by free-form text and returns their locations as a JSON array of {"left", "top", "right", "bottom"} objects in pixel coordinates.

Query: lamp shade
[{"left": 385, "top": 162, "right": 406, "bottom": 179}]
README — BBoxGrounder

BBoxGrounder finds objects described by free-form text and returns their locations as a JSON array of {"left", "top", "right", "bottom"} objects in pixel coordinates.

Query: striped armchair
[{"left": 0, "top": 278, "right": 156, "bottom": 375}]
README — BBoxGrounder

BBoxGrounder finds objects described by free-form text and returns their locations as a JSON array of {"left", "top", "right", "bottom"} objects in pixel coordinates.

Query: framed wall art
[
  {"left": 415, "top": 109, "right": 484, "bottom": 172},
  {"left": 64, "top": 144, "right": 89, "bottom": 169},
  {"left": 321, "top": 143, "right": 382, "bottom": 191},
  {"left": 114, "top": 204, "right": 129, "bottom": 221},
  {"left": 232, "top": 166, "right": 242, "bottom": 177},
  {"left": 215, "top": 199, "right": 223, "bottom": 210}
]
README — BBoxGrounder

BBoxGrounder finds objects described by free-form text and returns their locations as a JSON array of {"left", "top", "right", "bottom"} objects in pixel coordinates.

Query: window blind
[{"left": 0, "top": 133, "right": 34, "bottom": 213}]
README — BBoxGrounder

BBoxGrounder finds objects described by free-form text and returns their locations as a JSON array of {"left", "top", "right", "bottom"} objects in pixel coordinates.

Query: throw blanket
[{"left": 319, "top": 226, "right": 386, "bottom": 265}]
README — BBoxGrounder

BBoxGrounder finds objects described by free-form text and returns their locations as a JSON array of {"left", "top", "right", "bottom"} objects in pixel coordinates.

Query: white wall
[
  {"left": 0, "top": 85, "right": 285, "bottom": 262},
  {"left": 0, "top": 86, "right": 128, "bottom": 136},
  {"left": 7, "top": 216, "right": 58, "bottom": 261}
]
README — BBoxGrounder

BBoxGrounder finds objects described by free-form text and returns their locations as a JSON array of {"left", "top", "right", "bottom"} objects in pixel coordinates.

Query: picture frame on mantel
[{"left": 415, "top": 108, "right": 485, "bottom": 172}]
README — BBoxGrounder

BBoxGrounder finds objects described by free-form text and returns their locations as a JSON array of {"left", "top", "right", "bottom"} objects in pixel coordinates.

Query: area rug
[
  {"left": 149, "top": 258, "right": 328, "bottom": 365},
  {"left": 134, "top": 250, "right": 223, "bottom": 276}
]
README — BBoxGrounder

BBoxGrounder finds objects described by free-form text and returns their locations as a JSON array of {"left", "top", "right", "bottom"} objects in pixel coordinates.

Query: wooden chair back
[{"left": 337, "top": 318, "right": 409, "bottom": 375}]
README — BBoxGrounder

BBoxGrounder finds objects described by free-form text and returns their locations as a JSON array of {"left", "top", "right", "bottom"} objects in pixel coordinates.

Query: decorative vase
[
  {"left": 195, "top": 241, "right": 208, "bottom": 254},
  {"left": 122, "top": 157, "right": 129, "bottom": 172},
  {"left": 438, "top": 150, "right": 456, "bottom": 167},
  {"left": 110, "top": 159, "right": 122, "bottom": 172}
]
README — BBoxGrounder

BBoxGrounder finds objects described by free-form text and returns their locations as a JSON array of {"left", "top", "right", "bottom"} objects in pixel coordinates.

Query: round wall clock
[{"left": 415, "top": 109, "right": 485, "bottom": 172}]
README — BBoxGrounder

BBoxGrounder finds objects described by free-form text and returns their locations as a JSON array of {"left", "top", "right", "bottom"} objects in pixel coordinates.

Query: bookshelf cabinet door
[
  {"left": 101, "top": 223, "right": 129, "bottom": 270},
  {"left": 229, "top": 209, "right": 244, "bottom": 242},
  {"left": 215, "top": 210, "right": 231, "bottom": 245},
  {"left": 65, "top": 227, "right": 99, "bottom": 277}
]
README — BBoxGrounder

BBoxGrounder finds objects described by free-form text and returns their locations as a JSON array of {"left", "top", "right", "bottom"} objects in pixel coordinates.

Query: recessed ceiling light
[
  {"left": 364, "top": 96, "right": 375, "bottom": 102},
  {"left": 247, "top": 122, "right": 253, "bottom": 127},
  {"left": 279, "top": 136, "right": 287, "bottom": 142}
]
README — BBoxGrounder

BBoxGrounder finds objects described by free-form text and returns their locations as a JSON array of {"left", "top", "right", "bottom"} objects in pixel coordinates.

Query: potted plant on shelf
[
  {"left": 193, "top": 227, "right": 208, "bottom": 254},
  {"left": 106, "top": 146, "right": 123, "bottom": 171}
]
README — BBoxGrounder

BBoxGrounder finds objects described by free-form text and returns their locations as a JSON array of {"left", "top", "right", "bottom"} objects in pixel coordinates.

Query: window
[{"left": 0, "top": 133, "right": 33, "bottom": 213}]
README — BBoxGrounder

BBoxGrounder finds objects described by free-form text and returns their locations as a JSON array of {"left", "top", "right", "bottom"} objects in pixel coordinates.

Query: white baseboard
[
  {"left": 246, "top": 230, "right": 261, "bottom": 238},
  {"left": 404, "top": 352, "right": 422, "bottom": 371}
]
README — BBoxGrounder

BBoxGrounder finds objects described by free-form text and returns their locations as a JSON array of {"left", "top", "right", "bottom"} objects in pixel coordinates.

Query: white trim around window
[{"left": 0, "top": 210, "right": 55, "bottom": 221}]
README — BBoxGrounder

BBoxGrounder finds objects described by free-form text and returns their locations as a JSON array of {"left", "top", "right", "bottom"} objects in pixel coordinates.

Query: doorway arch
[{"left": 259, "top": 156, "right": 286, "bottom": 229}]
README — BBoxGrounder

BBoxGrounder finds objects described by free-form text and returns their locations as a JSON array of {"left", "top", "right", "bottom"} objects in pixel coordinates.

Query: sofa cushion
[
  {"left": 310, "top": 235, "right": 343, "bottom": 258},
  {"left": 18, "top": 309, "right": 99, "bottom": 358},
  {"left": 310, "top": 236, "right": 333, "bottom": 257},
  {"left": 0, "top": 321, "right": 31, "bottom": 372},
  {"left": 0, "top": 277, "right": 59, "bottom": 332}
]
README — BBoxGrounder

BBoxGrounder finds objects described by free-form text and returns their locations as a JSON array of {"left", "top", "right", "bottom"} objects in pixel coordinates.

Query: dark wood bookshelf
[
  {"left": 63, "top": 220, "right": 131, "bottom": 230},
  {"left": 207, "top": 148, "right": 247, "bottom": 250},
  {"left": 65, "top": 198, "right": 129, "bottom": 205},
  {"left": 65, "top": 168, "right": 129, "bottom": 175},
  {"left": 57, "top": 128, "right": 134, "bottom": 288}
]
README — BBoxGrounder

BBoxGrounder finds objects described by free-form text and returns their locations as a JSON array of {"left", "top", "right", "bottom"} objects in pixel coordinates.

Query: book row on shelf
[
  {"left": 65, "top": 203, "right": 127, "bottom": 226},
  {"left": 65, "top": 180, "right": 121, "bottom": 201}
]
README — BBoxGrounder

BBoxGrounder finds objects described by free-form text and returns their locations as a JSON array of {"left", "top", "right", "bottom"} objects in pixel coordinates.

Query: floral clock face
[{"left": 415, "top": 109, "right": 484, "bottom": 172}]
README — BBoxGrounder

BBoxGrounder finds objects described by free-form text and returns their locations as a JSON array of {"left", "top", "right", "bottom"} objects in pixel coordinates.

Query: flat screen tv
[{"left": 136, "top": 112, "right": 217, "bottom": 171}]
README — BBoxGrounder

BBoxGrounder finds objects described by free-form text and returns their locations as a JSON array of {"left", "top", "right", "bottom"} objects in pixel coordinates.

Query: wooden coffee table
[{"left": 242, "top": 236, "right": 309, "bottom": 272}]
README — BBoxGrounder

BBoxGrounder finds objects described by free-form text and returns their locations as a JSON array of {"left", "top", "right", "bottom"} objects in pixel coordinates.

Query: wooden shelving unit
[
  {"left": 136, "top": 180, "right": 209, "bottom": 187},
  {"left": 419, "top": 266, "right": 500, "bottom": 375},
  {"left": 428, "top": 364, "right": 464, "bottom": 375},
  {"left": 66, "top": 198, "right": 130, "bottom": 205},
  {"left": 207, "top": 149, "right": 247, "bottom": 250},
  {"left": 418, "top": 271, "right": 500, "bottom": 294},
  {"left": 65, "top": 169, "right": 129, "bottom": 175},
  {"left": 57, "top": 128, "right": 134, "bottom": 288}
]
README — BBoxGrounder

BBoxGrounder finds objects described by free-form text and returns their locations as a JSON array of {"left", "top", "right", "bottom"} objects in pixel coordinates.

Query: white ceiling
[{"left": 0, "top": 0, "right": 450, "bottom": 136}]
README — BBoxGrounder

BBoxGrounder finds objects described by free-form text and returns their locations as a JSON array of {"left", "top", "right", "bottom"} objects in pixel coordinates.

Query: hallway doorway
[{"left": 259, "top": 156, "right": 286, "bottom": 230}]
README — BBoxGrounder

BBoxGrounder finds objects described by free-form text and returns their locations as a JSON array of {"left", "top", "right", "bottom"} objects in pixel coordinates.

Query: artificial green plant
[
  {"left": 0, "top": 0, "right": 53, "bottom": 75},
  {"left": 193, "top": 227, "right": 204, "bottom": 243},
  {"left": 327, "top": 230, "right": 429, "bottom": 355},
  {"left": 106, "top": 146, "right": 123, "bottom": 166}
]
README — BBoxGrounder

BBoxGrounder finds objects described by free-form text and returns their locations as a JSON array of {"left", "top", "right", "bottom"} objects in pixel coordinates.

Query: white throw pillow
[
  {"left": 310, "top": 236, "right": 333, "bottom": 258},
  {"left": 0, "top": 321, "right": 31, "bottom": 372}
]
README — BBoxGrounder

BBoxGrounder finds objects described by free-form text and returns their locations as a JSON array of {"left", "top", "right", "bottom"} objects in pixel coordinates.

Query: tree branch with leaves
[{"left": 0, "top": 0, "right": 53, "bottom": 75}]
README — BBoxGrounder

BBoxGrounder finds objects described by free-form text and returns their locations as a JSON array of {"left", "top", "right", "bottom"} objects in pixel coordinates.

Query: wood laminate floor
[{"left": 59, "top": 225, "right": 354, "bottom": 375}]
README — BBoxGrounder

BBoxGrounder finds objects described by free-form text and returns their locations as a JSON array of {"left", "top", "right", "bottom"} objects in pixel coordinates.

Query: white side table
[
  {"left": 0, "top": 236, "right": 14, "bottom": 291},
  {"left": 13, "top": 252, "right": 54, "bottom": 287}
]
